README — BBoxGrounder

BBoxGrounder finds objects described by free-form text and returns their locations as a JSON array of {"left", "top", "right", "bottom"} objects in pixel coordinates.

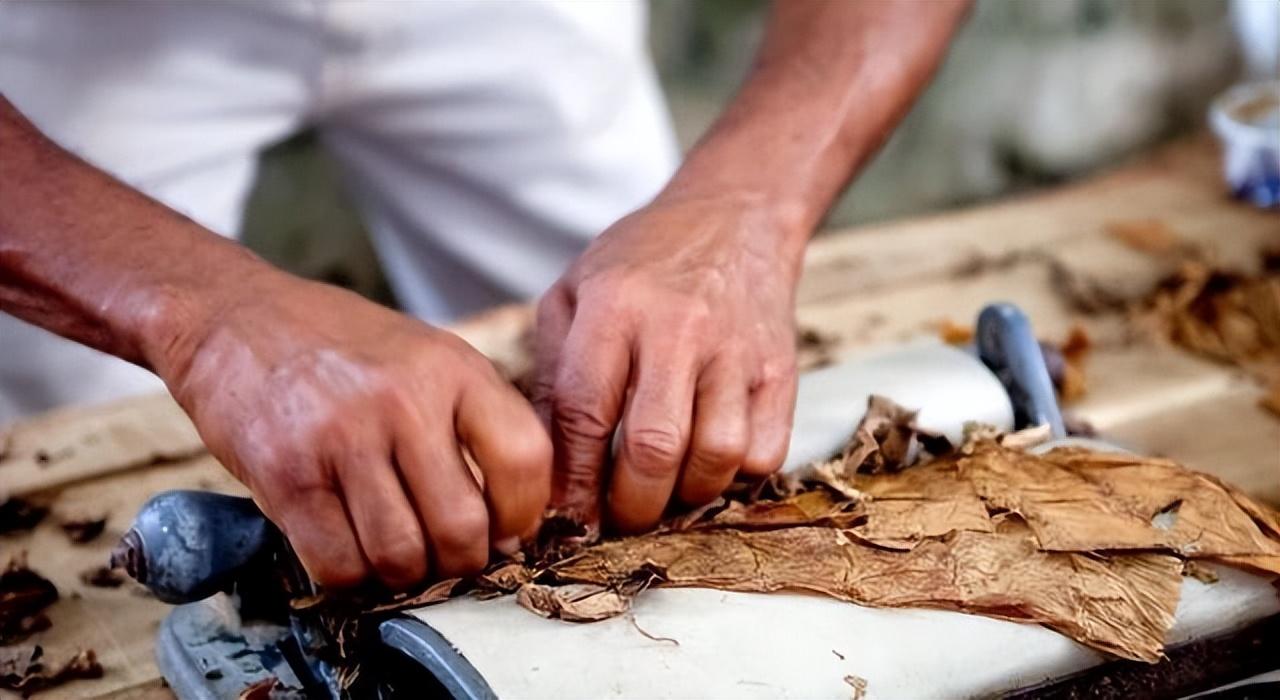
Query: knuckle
[
  {"left": 312, "top": 555, "right": 367, "bottom": 590},
  {"left": 550, "top": 391, "right": 614, "bottom": 443},
  {"left": 433, "top": 507, "right": 489, "bottom": 556},
  {"left": 624, "top": 425, "right": 686, "bottom": 475},
  {"left": 692, "top": 433, "right": 746, "bottom": 470},
  {"left": 757, "top": 356, "right": 798, "bottom": 386},
  {"left": 368, "top": 533, "right": 427, "bottom": 584},
  {"left": 263, "top": 456, "right": 330, "bottom": 499}
]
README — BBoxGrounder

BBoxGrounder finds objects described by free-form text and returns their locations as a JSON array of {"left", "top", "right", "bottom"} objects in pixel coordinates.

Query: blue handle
[{"left": 975, "top": 303, "right": 1066, "bottom": 438}]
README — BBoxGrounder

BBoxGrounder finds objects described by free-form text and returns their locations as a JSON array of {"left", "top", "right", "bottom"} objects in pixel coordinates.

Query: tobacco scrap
[
  {"left": 844, "top": 674, "right": 868, "bottom": 700},
  {"left": 1106, "top": 220, "right": 1185, "bottom": 256},
  {"left": 0, "top": 646, "right": 102, "bottom": 696},
  {"left": 58, "top": 516, "right": 107, "bottom": 545},
  {"left": 78, "top": 566, "right": 125, "bottom": 589},
  {"left": 1142, "top": 261, "right": 1280, "bottom": 392},
  {"left": 1, "top": 553, "right": 58, "bottom": 645},
  {"left": 797, "top": 326, "right": 841, "bottom": 370},
  {"left": 0, "top": 499, "right": 49, "bottom": 535},
  {"left": 516, "top": 582, "right": 636, "bottom": 623},
  {"left": 827, "top": 395, "right": 951, "bottom": 475}
]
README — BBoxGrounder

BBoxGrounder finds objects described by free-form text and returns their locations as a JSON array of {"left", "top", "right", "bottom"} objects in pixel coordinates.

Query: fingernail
[{"left": 495, "top": 536, "right": 522, "bottom": 556}]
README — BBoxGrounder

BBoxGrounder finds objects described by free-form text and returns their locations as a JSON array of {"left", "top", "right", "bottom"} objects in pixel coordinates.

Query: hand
[
  {"left": 158, "top": 272, "right": 551, "bottom": 590},
  {"left": 532, "top": 196, "right": 803, "bottom": 533}
]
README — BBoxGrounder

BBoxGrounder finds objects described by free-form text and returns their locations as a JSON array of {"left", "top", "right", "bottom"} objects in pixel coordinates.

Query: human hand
[
  {"left": 532, "top": 195, "right": 803, "bottom": 533},
  {"left": 155, "top": 272, "right": 551, "bottom": 590}
]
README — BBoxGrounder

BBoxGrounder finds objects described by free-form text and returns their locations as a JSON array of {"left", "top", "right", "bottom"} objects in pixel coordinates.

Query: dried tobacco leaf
[
  {"left": 549, "top": 518, "right": 1182, "bottom": 662},
  {"left": 515, "top": 582, "right": 638, "bottom": 623},
  {"left": 0, "top": 499, "right": 48, "bottom": 535},
  {"left": 1145, "top": 262, "right": 1280, "bottom": 379},
  {"left": 79, "top": 566, "right": 125, "bottom": 589},
  {"left": 1106, "top": 220, "right": 1184, "bottom": 256},
  {"left": 797, "top": 326, "right": 841, "bottom": 371},
  {"left": 970, "top": 446, "right": 1280, "bottom": 564},
  {"left": 0, "top": 646, "right": 102, "bottom": 695},
  {"left": 58, "top": 516, "right": 107, "bottom": 545},
  {"left": 0, "top": 553, "right": 58, "bottom": 645},
  {"left": 831, "top": 395, "right": 951, "bottom": 475}
]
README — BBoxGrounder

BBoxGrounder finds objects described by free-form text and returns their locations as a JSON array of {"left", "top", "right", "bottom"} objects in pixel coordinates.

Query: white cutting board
[
  {"left": 408, "top": 343, "right": 1275, "bottom": 698},
  {"left": 409, "top": 566, "right": 1279, "bottom": 699}
]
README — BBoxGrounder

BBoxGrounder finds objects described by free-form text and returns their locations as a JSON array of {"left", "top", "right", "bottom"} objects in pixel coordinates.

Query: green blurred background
[{"left": 241, "top": 0, "right": 1249, "bottom": 308}]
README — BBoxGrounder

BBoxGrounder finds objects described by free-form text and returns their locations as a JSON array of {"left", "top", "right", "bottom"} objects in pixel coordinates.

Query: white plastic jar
[{"left": 1210, "top": 81, "right": 1280, "bottom": 209}]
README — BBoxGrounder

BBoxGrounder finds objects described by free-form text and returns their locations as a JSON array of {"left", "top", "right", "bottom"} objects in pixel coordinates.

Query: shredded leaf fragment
[
  {"left": 0, "top": 646, "right": 102, "bottom": 695},
  {"left": 0, "top": 553, "right": 58, "bottom": 645}
]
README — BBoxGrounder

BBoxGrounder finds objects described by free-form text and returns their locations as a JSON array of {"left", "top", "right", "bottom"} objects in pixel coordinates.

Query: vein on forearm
[
  {"left": 667, "top": 0, "right": 971, "bottom": 244},
  {"left": 0, "top": 94, "right": 268, "bottom": 372}
]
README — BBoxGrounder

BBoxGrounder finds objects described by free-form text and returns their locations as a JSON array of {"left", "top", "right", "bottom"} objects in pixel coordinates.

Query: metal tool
[{"left": 118, "top": 303, "right": 1279, "bottom": 698}]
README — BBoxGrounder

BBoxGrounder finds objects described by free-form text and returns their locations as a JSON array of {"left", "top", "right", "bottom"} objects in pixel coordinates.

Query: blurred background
[{"left": 241, "top": 0, "right": 1271, "bottom": 307}]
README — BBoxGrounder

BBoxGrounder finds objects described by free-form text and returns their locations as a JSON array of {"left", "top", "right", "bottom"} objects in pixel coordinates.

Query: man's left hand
[{"left": 532, "top": 196, "right": 803, "bottom": 533}]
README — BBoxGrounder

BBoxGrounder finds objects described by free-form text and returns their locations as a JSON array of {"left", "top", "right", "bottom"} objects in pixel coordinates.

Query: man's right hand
[
  {"left": 1, "top": 95, "right": 550, "bottom": 590},
  {"left": 156, "top": 271, "right": 552, "bottom": 590}
]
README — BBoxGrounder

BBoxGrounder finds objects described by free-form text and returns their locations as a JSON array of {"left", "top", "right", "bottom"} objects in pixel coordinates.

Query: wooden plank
[
  {"left": 1, "top": 394, "right": 202, "bottom": 498},
  {"left": 1, "top": 457, "right": 242, "bottom": 700}
]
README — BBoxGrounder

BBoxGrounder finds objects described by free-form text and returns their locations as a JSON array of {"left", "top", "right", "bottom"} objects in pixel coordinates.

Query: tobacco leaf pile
[
  {"left": 1141, "top": 258, "right": 1280, "bottom": 416},
  {"left": 308, "top": 397, "right": 1280, "bottom": 683}
]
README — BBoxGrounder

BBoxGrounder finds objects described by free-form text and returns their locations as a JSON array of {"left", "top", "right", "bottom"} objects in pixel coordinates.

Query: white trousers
[{"left": 0, "top": 0, "right": 678, "bottom": 423}]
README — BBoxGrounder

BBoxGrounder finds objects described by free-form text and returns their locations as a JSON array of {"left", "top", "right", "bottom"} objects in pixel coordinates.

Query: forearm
[
  {"left": 664, "top": 0, "right": 969, "bottom": 257},
  {"left": 0, "top": 95, "right": 278, "bottom": 377}
]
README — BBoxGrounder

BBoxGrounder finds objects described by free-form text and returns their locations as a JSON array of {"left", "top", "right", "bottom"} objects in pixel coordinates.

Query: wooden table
[{"left": 2, "top": 137, "right": 1277, "bottom": 699}]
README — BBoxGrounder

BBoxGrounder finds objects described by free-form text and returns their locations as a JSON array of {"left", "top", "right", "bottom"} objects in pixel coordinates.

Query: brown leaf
[
  {"left": 797, "top": 325, "right": 841, "bottom": 370},
  {"left": 1144, "top": 262, "right": 1280, "bottom": 381},
  {"left": 0, "top": 553, "right": 58, "bottom": 645},
  {"left": 707, "top": 491, "right": 863, "bottom": 530},
  {"left": 935, "top": 319, "right": 975, "bottom": 346},
  {"left": 79, "top": 566, "right": 126, "bottom": 589},
  {"left": 58, "top": 516, "right": 107, "bottom": 544},
  {"left": 833, "top": 395, "right": 951, "bottom": 475},
  {"left": 0, "top": 499, "right": 48, "bottom": 535},
  {"left": 549, "top": 520, "right": 1182, "bottom": 662},
  {"left": 515, "top": 582, "right": 639, "bottom": 623},
  {"left": 0, "top": 646, "right": 102, "bottom": 695},
  {"left": 1106, "top": 219, "right": 1183, "bottom": 256},
  {"left": 367, "top": 577, "right": 465, "bottom": 614},
  {"left": 844, "top": 674, "right": 868, "bottom": 700},
  {"left": 238, "top": 676, "right": 280, "bottom": 700},
  {"left": 966, "top": 445, "right": 1280, "bottom": 559}
]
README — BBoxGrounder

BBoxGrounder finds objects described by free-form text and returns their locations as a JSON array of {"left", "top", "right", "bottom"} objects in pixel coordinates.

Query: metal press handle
[{"left": 975, "top": 303, "right": 1067, "bottom": 439}]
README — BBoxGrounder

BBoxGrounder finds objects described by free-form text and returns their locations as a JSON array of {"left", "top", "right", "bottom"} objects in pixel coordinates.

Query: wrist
[
  {"left": 122, "top": 243, "right": 283, "bottom": 382},
  {"left": 653, "top": 175, "right": 811, "bottom": 281}
]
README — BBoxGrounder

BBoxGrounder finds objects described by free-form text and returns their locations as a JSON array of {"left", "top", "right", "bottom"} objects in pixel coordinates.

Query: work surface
[{"left": 1, "top": 138, "right": 1277, "bottom": 699}]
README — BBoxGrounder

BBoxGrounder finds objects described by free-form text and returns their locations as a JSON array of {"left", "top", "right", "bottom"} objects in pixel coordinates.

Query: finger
[
  {"left": 547, "top": 306, "right": 632, "bottom": 524},
  {"left": 531, "top": 286, "right": 573, "bottom": 424},
  {"left": 608, "top": 340, "right": 698, "bottom": 533},
  {"left": 676, "top": 356, "right": 749, "bottom": 506},
  {"left": 742, "top": 365, "right": 799, "bottom": 478},
  {"left": 270, "top": 480, "right": 368, "bottom": 590},
  {"left": 334, "top": 450, "right": 430, "bottom": 590},
  {"left": 395, "top": 413, "right": 491, "bottom": 578},
  {"left": 457, "top": 379, "right": 553, "bottom": 549}
]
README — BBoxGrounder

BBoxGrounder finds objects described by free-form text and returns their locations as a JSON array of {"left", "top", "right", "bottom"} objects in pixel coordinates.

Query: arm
[
  {"left": 0, "top": 95, "right": 551, "bottom": 588},
  {"left": 535, "top": 0, "right": 969, "bottom": 531}
]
